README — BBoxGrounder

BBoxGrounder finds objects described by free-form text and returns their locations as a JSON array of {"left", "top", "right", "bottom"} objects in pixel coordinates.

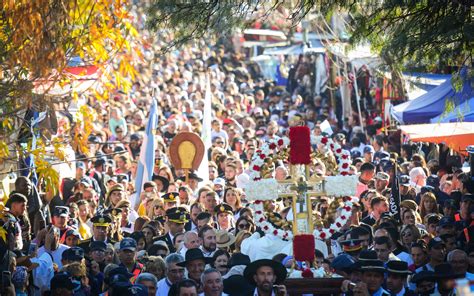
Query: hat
[
  {"left": 358, "top": 250, "right": 378, "bottom": 263},
  {"left": 120, "top": 237, "right": 137, "bottom": 251},
  {"left": 165, "top": 207, "right": 190, "bottom": 224},
  {"left": 104, "top": 207, "right": 123, "bottom": 218},
  {"left": 340, "top": 239, "right": 363, "bottom": 253},
  {"left": 213, "top": 177, "right": 226, "bottom": 187},
  {"left": 428, "top": 237, "right": 445, "bottom": 249},
  {"left": 50, "top": 272, "right": 75, "bottom": 291},
  {"left": 351, "top": 150, "right": 362, "bottom": 159},
  {"left": 53, "top": 206, "right": 70, "bottom": 217},
  {"left": 215, "top": 203, "right": 233, "bottom": 215},
  {"left": 227, "top": 253, "right": 251, "bottom": 268},
  {"left": 130, "top": 133, "right": 142, "bottom": 141},
  {"left": 244, "top": 259, "right": 287, "bottom": 285},
  {"left": 359, "top": 259, "right": 386, "bottom": 273},
  {"left": 427, "top": 175, "right": 440, "bottom": 188},
  {"left": 375, "top": 151, "right": 390, "bottom": 160},
  {"left": 76, "top": 162, "right": 86, "bottom": 170},
  {"left": 434, "top": 263, "right": 464, "bottom": 279},
  {"left": 111, "top": 283, "right": 148, "bottom": 296},
  {"left": 410, "top": 271, "right": 436, "bottom": 283},
  {"left": 151, "top": 175, "right": 170, "bottom": 192},
  {"left": 163, "top": 192, "right": 179, "bottom": 203},
  {"left": 91, "top": 213, "right": 113, "bottom": 227},
  {"left": 179, "top": 172, "right": 204, "bottom": 182},
  {"left": 426, "top": 214, "right": 441, "bottom": 225},
  {"left": 216, "top": 230, "right": 236, "bottom": 248},
  {"left": 375, "top": 172, "right": 390, "bottom": 181},
  {"left": 65, "top": 229, "right": 80, "bottom": 239},
  {"left": 330, "top": 253, "right": 356, "bottom": 272},
  {"left": 62, "top": 247, "right": 85, "bottom": 262},
  {"left": 176, "top": 248, "right": 212, "bottom": 267},
  {"left": 107, "top": 184, "right": 124, "bottom": 198},
  {"left": 106, "top": 266, "right": 133, "bottom": 284},
  {"left": 386, "top": 260, "right": 411, "bottom": 275},
  {"left": 399, "top": 175, "right": 410, "bottom": 186},
  {"left": 91, "top": 240, "right": 107, "bottom": 252},
  {"left": 400, "top": 199, "right": 418, "bottom": 211},
  {"left": 438, "top": 217, "right": 455, "bottom": 228},
  {"left": 80, "top": 177, "right": 93, "bottom": 188},
  {"left": 12, "top": 266, "right": 28, "bottom": 286},
  {"left": 363, "top": 145, "right": 375, "bottom": 154}
]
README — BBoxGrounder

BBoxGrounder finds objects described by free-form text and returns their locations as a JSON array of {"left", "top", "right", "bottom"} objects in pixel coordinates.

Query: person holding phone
[{"left": 243, "top": 259, "right": 287, "bottom": 296}]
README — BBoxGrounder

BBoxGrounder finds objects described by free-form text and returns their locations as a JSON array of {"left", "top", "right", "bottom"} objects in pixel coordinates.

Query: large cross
[{"left": 277, "top": 164, "right": 326, "bottom": 234}]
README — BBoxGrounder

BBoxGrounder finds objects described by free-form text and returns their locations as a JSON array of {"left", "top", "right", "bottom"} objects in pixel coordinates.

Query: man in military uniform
[
  {"left": 155, "top": 206, "right": 189, "bottom": 252},
  {"left": 77, "top": 213, "right": 115, "bottom": 255},
  {"left": 163, "top": 192, "right": 179, "bottom": 210},
  {"left": 214, "top": 203, "right": 234, "bottom": 231},
  {"left": 386, "top": 261, "right": 415, "bottom": 296},
  {"left": 351, "top": 257, "right": 390, "bottom": 296}
]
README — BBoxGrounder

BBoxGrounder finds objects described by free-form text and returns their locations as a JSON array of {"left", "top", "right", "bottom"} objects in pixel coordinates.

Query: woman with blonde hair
[
  {"left": 400, "top": 224, "right": 421, "bottom": 250},
  {"left": 146, "top": 198, "right": 166, "bottom": 220},
  {"left": 419, "top": 192, "right": 439, "bottom": 219},
  {"left": 234, "top": 230, "right": 252, "bottom": 253}
]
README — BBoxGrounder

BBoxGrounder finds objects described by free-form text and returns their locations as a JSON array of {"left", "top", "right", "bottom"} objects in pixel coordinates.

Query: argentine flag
[{"left": 134, "top": 98, "right": 159, "bottom": 200}]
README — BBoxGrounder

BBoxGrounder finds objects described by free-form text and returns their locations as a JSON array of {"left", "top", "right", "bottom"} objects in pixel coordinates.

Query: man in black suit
[{"left": 155, "top": 207, "right": 189, "bottom": 252}]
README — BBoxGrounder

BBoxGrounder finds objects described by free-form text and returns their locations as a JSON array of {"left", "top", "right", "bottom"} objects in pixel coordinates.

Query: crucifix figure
[{"left": 291, "top": 176, "right": 314, "bottom": 213}]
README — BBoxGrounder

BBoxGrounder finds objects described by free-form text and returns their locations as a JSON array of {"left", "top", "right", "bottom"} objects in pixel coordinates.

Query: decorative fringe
[{"left": 289, "top": 126, "right": 311, "bottom": 165}]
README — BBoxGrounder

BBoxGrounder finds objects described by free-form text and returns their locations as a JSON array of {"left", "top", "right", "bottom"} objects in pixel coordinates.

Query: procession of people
[{"left": 0, "top": 3, "right": 473, "bottom": 296}]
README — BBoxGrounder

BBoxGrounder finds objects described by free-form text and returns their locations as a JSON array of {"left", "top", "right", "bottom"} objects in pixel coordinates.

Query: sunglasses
[{"left": 238, "top": 223, "right": 250, "bottom": 229}]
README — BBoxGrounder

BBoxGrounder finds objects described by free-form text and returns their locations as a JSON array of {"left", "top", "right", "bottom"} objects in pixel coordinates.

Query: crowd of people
[{"left": 0, "top": 4, "right": 473, "bottom": 296}]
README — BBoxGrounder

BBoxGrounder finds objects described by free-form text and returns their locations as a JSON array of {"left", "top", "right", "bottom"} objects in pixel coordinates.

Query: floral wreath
[{"left": 247, "top": 132, "right": 356, "bottom": 241}]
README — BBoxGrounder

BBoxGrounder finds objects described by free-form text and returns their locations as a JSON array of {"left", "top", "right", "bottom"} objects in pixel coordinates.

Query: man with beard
[
  {"left": 177, "top": 248, "right": 212, "bottom": 293},
  {"left": 224, "top": 163, "right": 237, "bottom": 188},
  {"left": 200, "top": 268, "right": 228, "bottom": 296},
  {"left": 14, "top": 176, "right": 43, "bottom": 235},
  {"left": 243, "top": 259, "right": 287, "bottom": 296},
  {"left": 199, "top": 225, "right": 216, "bottom": 257},
  {"left": 375, "top": 172, "right": 390, "bottom": 194},
  {"left": 37, "top": 225, "right": 70, "bottom": 269}
]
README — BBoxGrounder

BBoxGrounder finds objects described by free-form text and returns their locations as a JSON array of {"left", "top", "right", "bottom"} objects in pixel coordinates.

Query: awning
[
  {"left": 33, "top": 65, "right": 100, "bottom": 97},
  {"left": 430, "top": 97, "right": 474, "bottom": 123},
  {"left": 263, "top": 43, "right": 325, "bottom": 56},
  {"left": 400, "top": 122, "right": 474, "bottom": 155}
]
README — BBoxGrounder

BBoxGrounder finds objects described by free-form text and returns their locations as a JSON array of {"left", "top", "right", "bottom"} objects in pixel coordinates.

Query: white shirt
[
  {"left": 37, "top": 243, "right": 69, "bottom": 269},
  {"left": 31, "top": 251, "right": 55, "bottom": 296},
  {"left": 156, "top": 277, "right": 173, "bottom": 296},
  {"left": 253, "top": 288, "right": 276, "bottom": 296}
]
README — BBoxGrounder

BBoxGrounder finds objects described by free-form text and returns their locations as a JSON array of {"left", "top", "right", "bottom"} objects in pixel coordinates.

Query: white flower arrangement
[
  {"left": 325, "top": 175, "right": 358, "bottom": 196},
  {"left": 245, "top": 179, "right": 279, "bottom": 201}
]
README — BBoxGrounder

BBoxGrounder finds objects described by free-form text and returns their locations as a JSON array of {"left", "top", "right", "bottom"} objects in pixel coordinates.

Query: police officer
[
  {"left": 155, "top": 207, "right": 189, "bottom": 253},
  {"left": 77, "top": 213, "right": 116, "bottom": 255}
]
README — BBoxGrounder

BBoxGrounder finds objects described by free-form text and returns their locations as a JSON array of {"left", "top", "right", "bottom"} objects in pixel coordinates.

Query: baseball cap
[
  {"left": 375, "top": 172, "right": 390, "bottom": 181},
  {"left": 428, "top": 237, "right": 445, "bottom": 249},
  {"left": 120, "top": 238, "right": 137, "bottom": 251},
  {"left": 331, "top": 253, "right": 356, "bottom": 271},
  {"left": 62, "top": 247, "right": 84, "bottom": 262},
  {"left": 363, "top": 145, "right": 375, "bottom": 154},
  {"left": 426, "top": 175, "right": 440, "bottom": 188},
  {"left": 53, "top": 206, "right": 69, "bottom": 218},
  {"left": 438, "top": 217, "right": 455, "bottom": 228},
  {"left": 399, "top": 175, "right": 410, "bottom": 186},
  {"left": 213, "top": 178, "right": 226, "bottom": 187},
  {"left": 50, "top": 272, "right": 75, "bottom": 291}
]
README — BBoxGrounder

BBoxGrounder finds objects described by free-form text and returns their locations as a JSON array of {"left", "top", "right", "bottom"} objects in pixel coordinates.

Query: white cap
[{"left": 213, "top": 178, "right": 226, "bottom": 187}]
